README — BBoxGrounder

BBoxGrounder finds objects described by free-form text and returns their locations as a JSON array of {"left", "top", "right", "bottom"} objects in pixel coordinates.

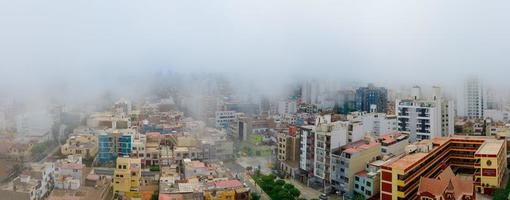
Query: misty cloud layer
[{"left": 1, "top": 0, "right": 510, "bottom": 102}]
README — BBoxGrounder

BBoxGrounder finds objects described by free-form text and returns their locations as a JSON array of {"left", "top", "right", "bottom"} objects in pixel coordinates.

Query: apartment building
[
  {"left": 378, "top": 132, "right": 409, "bottom": 156},
  {"left": 145, "top": 132, "right": 161, "bottom": 167},
  {"left": 113, "top": 157, "right": 142, "bottom": 198},
  {"left": 349, "top": 112, "right": 398, "bottom": 137},
  {"left": 278, "top": 99, "right": 297, "bottom": 114},
  {"left": 355, "top": 84, "right": 388, "bottom": 113},
  {"left": 215, "top": 111, "right": 238, "bottom": 129},
  {"left": 61, "top": 133, "right": 98, "bottom": 159},
  {"left": 297, "top": 125, "right": 315, "bottom": 184},
  {"left": 462, "top": 77, "right": 486, "bottom": 119},
  {"left": 396, "top": 86, "right": 454, "bottom": 142},
  {"left": 353, "top": 160, "right": 386, "bottom": 199},
  {"left": 277, "top": 126, "right": 300, "bottom": 178},
  {"left": 54, "top": 155, "right": 83, "bottom": 190},
  {"left": 380, "top": 137, "right": 506, "bottom": 200},
  {"left": 97, "top": 129, "right": 136, "bottom": 164},
  {"left": 331, "top": 137, "right": 381, "bottom": 196}
]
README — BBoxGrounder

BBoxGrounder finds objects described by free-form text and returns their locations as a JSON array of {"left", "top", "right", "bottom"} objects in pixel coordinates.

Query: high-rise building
[
  {"left": 301, "top": 80, "right": 320, "bottom": 105},
  {"left": 278, "top": 99, "right": 297, "bottom": 115},
  {"left": 277, "top": 126, "right": 301, "bottom": 177},
  {"left": 335, "top": 90, "right": 356, "bottom": 114},
  {"left": 463, "top": 77, "right": 486, "bottom": 119},
  {"left": 297, "top": 125, "right": 315, "bottom": 184},
  {"left": 396, "top": 86, "right": 454, "bottom": 142},
  {"left": 356, "top": 84, "right": 388, "bottom": 113}
]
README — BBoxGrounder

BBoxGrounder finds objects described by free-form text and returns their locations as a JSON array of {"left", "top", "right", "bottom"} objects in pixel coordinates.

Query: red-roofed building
[
  {"left": 417, "top": 167, "right": 475, "bottom": 200},
  {"left": 378, "top": 132, "right": 409, "bottom": 156}
]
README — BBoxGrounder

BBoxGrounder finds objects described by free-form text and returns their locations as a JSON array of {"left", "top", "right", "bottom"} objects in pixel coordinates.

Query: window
[
  {"left": 355, "top": 184, "right": 359, "bottom": 189},
  {"left": 355, "top": 176, "right": 359, "bottom": 181},
  {"left": 366, "top": 181, "right": 371, "bottom": 187}
]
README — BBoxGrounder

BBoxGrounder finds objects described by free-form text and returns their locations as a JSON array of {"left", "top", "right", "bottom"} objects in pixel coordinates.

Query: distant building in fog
[{"left": 355, "top": 84, "right": 388, "bottom": 113}]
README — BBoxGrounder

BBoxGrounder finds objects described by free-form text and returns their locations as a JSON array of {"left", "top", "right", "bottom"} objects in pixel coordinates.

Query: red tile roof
[
  {"left": 213, "top": 179, "right": 243, "bottom": 189},
  {"left": 417, "top": 167, "right": 474, "bottom": 199}
]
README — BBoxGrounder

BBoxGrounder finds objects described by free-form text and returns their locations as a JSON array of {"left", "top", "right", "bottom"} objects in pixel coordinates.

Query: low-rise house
[
  {"left": 378, "top": 132, "right": 409, "bottom": 156},
  {"left": 54, "top": 155, "right": 84, "bottom": 190},
  {"left": 183, "top": 159, "right": 216, "bottom": 179},
  {"left": 203, "top": 179, "right": 249, "bottom": 200},
  {"left": 0, "top": 175, "right": 43, "bottom": 200},
  {"left": 60, "top": 134, "right": 98, "bottom": 159}
]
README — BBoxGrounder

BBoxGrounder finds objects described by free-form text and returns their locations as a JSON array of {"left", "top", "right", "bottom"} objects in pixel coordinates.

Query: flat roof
[
  {"left": 475, "top": 140, "right": 504, "bottom": 155},
  {"left": 387, "top": 152, "right": 428, "bottom": 170},
  {"left": 384, "top": 136, "right": 503, "bottom": 170}
]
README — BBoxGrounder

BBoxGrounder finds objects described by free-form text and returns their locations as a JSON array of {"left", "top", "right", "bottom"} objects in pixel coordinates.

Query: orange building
[{"left": 380, "top": 136, "right": 506, "bottom": 200}]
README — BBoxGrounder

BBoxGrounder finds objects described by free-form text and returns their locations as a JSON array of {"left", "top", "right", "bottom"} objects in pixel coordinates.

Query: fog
[{"left": 1, "top": 0, "right": 510, "bottom": 104}]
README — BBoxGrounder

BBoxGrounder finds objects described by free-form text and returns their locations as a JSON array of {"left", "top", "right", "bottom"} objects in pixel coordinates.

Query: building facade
[
  {"left": 380, "top": 137, "right": 506, "bottom": 200},
  {"left": 113, "top": 157, "right": 142, "bottom": 198},
  {"left": 355, "top": 84, "right": 388, "bottom": 113},
  {"left": 396, "top": 87, "right": 454, "bottom": 142}
]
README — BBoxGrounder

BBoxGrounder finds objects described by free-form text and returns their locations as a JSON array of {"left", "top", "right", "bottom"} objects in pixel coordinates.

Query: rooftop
[
  {"left": 475, "top": 139, "right": 504, "bottom": 155},
  {"left": 384, "top": 136, "right": 503, "bottom": 170},
  {"left": 339, "top": 138, "right": 380, "bottom": 155},
  {"left": 386, "top": 152, "right": 428, "bottom": 170}
]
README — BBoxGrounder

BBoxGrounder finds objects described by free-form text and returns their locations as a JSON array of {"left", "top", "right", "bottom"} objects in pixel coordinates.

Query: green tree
[
  {"left": 151, "top": 191, "right": 158, "bottom": 200},
  {"left": 275, "top": 179, "right": 285, "bottom": 186},
  {"left": 250, "top": 192, "right": 261, "bottom": 200},
  {"left": 289, "top": 188, "right": 301, "bottom": 198},
  {"left": 283, "top": 183, "right": 295, "bottom": 190}
]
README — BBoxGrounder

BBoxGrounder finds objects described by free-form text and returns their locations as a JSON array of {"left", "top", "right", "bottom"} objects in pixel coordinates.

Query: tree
[
  {"left": 250, "top": 192, "right": 261, "bottom": 200},
  {"left": 283, "top": 183, "right": 295, "bottom": 190},
  {"left": 275, "top": 179, "right": 285, "bottom": 186},
  {"left": 289, "top": 188, "right": 301, "bottom": 198},
  {"left": 353, "top": 193, "right": 366, "bottom": 200},
  {"left": 151, "top": 191, "right": 158, "bottom": 200}
]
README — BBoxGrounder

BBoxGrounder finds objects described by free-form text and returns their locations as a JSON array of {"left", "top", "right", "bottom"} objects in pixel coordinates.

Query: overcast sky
[{"left": 1, "top": 0, "right": 509, "bottom": 101}]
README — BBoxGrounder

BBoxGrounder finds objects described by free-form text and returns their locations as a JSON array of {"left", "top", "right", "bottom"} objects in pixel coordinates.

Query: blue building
[
  {"left": 118, "top": 134, "right": 132, "bottom": 157},
  {"left": 98, "top": 132, "right": 133, "bottom": 164},
  {"left": 98, "top": 133, "right": 116, "bottom": 164},
  {"left": 355, "top": 84, "right": 388, "bottom": 113}
]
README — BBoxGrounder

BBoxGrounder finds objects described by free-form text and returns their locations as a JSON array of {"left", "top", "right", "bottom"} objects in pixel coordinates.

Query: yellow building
[
  {"left": 114, "top": 157, "right": 142, "bottom": 199},
  {"left": 203, "top": 179, "right": 250, "bottom": 200},
  {"left": 380, "top": 136, "right": 506, "bottom": 200},
  {"left": 204, "top": 190, "right": 236, "bottom": 200},
  {"left": 60, "top": 134, "right": 98, "bottom": 159},
  {"left": 474, "top": 139, "right": 506, "bottom": 194}
]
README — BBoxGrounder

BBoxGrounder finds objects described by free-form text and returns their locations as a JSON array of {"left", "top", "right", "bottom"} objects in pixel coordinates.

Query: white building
[
  {"left": 278, "top": 100, "right": 297, "bottom": 114},
  {"left": 397, "top": 86, "right": 455, "bottom": 142},
  {"left": 484, "top": 109, "right": 510, "bottom": 122},
  {"left": 378, "top": 132, "right": 409, "bottom": 156},
  {"left": 348, "top": 112, "right": 397, "bottom": 137},
  {"left": 461, "top": 77, "right": 486, "bottom": 119},
  {"left": 302, "top": 80, "right": 320, "bottom": 105},
  {"left": 54, "top": 155, "right": 83, "bottom": 190},
  {"left": 214, "top": 111, "right": 238, "bottom": 129}
]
